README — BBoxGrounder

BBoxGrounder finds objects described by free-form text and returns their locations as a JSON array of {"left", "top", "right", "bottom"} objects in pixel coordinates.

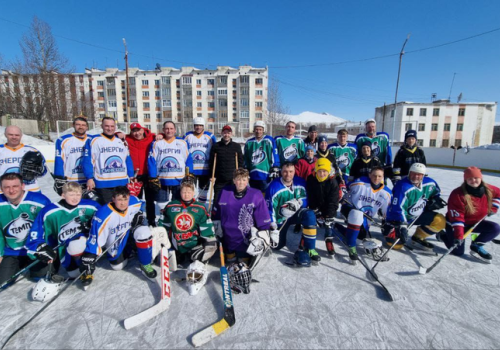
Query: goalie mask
[
  {"left": 228, "top": 262, "right": 252, "bottom": 294},
  {"left": 32, "top": 274, "right": 66, "bottom": 302},
  {"left": 186, "top": 260, "right": 207, "bottom": 296},
  {"left": 362, "top": 238, "right": 388, "bottom": 262},
  {"left": 20, "top": 151, "right": 45, "bottom": 181}
]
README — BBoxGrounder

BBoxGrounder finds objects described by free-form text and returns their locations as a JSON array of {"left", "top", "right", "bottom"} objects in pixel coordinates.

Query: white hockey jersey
[
  {"left": 148, "top": 138, "right": 193, "bottom": 186},
  {"left": 345, "top": 177, "right": 392, "bottom": 218},
  {"left": 54, "top": 133, "right": 93, "bottom": 184},
  {"left": 183, "top": 131, "right": 216, "bottom": 176},
  {"left": 0, "top": 144, "right": 47, "bottom": 192}
]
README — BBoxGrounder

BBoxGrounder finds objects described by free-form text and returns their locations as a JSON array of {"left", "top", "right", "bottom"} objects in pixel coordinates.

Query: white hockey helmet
[
  {"left": 365, "top": 118, "right": 376, "bottom": 125},
  {"left": 186, "top": 260, "right": 208, "bottom": 296},
  {"left": 32, "top": 275, "right": 65, "bottom": 302},
  {"left": 409, "top": 163, "right": 426, "bottom": 175},
  {"left": 193, "top": 117, "right": 205, "bottom": 127},
  {"left": 253, "top": 120, "right": 266, "bottom": 132}
]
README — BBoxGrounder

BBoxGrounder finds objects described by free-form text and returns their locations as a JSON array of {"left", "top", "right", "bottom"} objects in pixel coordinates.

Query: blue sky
[{"left": 1, "top": 0, "right": 499, "bottom": 122}]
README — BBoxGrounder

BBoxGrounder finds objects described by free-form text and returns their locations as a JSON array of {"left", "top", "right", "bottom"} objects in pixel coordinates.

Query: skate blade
[
  {"left": 470, "top": 251, "right": 492, "bottom": 264},
  {"left": 285, "top": 261, "right": 312, "bottom": 268}
]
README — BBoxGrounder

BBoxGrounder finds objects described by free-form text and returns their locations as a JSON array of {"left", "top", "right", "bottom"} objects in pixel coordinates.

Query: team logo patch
[
  {"left": 171, "top": 207, "right": 181, "bottom": 213},
  {"left": 251, "top": 147, "right": 266, "bottom": 165},
  {"left": 409, "top": 198, "right": 427, "bottom": 217},
  {"left": 337, "top": 152, "right": 351, "bottom": 170},
  {"left": 103, "top": 156, "right": 125, "bottom": 174},
  {"left": 72, "top": 157, "right": 84, "bottom": 175},
  {"left": 283, "top": 144, "right": 298, "bottom": 161},
  {"left": 237, "top": 203, "right": 255, "bottom": 238},
  {"left": 5, "top": 213, "right": 33, "bottom": 241},
  {"left": 58, "top": 217, "right": 81, "bottom": 242},
  {"left": 5, "top": 166, "right": 20, "bottom": 174},
  {"left": 175, "top": 213, "right": 194, "bottom": 231},
  {"left": 159, "top": 157, "right": 182, "bottom": 173},
  {"left": 371, "top": 141, "right": 381, "bottom": 157},
  {"left": 192, "top": 150, "right": 206, "bottom": 165}
]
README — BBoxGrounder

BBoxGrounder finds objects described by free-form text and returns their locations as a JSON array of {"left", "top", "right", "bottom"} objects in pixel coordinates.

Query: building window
[
  {"left": 154, "top": 80, "right": 160, "bottom": 86},
  {"left": 419, "top": 108, "right": 427, "bottom": 117},
  {"left": 208, "top": 102, "right": 215, "bottom": 108},
  {"left": 207, "top": 91, "right": 215, "bottom": 96},
  {"left": 256, "top": 112, "right": 263, "bottom": 119},
  {"left": 197, "top": 102, "right": 202, "bottom": 107},
  {"left": 455, "top": 139, "right": 462, "bottom": 148},
  {"left": 155, "top": 90, "right": 160, "bottom": 97},
  {"left": 143, "top": 102, "right": 150, "bottom": 109},
  {"left": 406, "top": 108, "right": 413, "bottom": 116},
  {"left": 108, "top": 101, "right": 117, "bottom": 108},
  {"left": 98, "top": 92, "right": 104, "bottom": 98},
  {"left": 97, "top": 80, "right": 104, "bottom": 86},
  {"left": 107, "top": 89, "right": 116, "bottom": 96},
  {"left": 143, "top": 91, "right": 150, "bottom": 97},
  {"left": 196, "top": 79, "right": 201, "bottom": 85},
  {"left": 255, "top": 101, "right": 263, "bottom": 107},
  {"left": 156, "top": 101, "right": 161, "bottom": 108},
  {"left": 207, "top": 79, "right": 215, "bottom": 85},
  {"left": 197, "top": 91, "right": 202, "bottom": 96},
  {"left": 256, "top": 90, "right": 263, "bottom": 96},
  {"left": 162, "top": 88, "right": 171, "bottom": 96},
  {"left": 130, "top": 100, "right": 137, "bottom": 107},
  {"left": 183, "top": 100, "right": 192, "bottom": 107},
  {"left": 418, "top": 123, "right": 425, "bottom": 131},
  {"left": 430, "top": 139, "right": 436, "bottom": 147},
  {"left": 405, "top": 123, "right": 412, "bottom": 131},
  {"left": 161, "top": 77, "right": 170, "bottom": 85},
  {"left": 129, "top": 77, "right": 136, "bottom": 85},
  {"left": 240, "top": 88, "right": 248, "bottom": 95},
  {"left": 142, "top": 80, "right": 149, "bottom": 86},
  {"left": 255, "top": 78, "right": 263, "bottom": 85},
  {"left": 417, "top": 139, "right": 424, "bottom": 146},
  {"left": 98, "top": 103, "right": 105, "bottom": 108},
  {"left": 240, "top": 76, "right": 249, "bottom": 83},
  {"left": 219, "top": 76, "right": 227, "bottom": 84},
  {"left": 162, "top": 100, "right": 171, "bottom": 108},
  {"left": 431, "top": 123, "right": 438, "bottom": 131},
  {"left": 457, "top": 123, "right": 463, "bottom": 131},
  {"left": 444, "top": 123, "right": 451, "bottom": 131},
  {"left": 240, "top": 99, "right": 249, "bottom": 107},
  {"left": 144, "top": 113, "right": 151, "bottom": 120},
  {"left": 433, "top": 108, "right": 439, "bottom": 116},
  {"left": 240, "top": 111, "right": 249, "bottom": 119},
  {"left": 219, "top": 99, "right": 227, "bottom": 107},
  {"left": 458, "top": 108, "right": 466, "bottom": 116},
  {"left": 218, "top": 89, "right": 227, "bottom": 95},
  {"left": 182, "top": 77, "right": 192, "bottom": 84},
  {"left": 156, "top": 113, "right": 162, "bottom": 121},
  {"left": 442, "top": 139, "right": 449, "bottom": 147}
]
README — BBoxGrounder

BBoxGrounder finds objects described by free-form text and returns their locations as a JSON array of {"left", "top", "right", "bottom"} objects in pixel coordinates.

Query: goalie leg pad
[
  {"left": 134, "top": 226, "right": 154, "bottom": 266},
  {"left": 151, "top": 226, "right": 171, "bottom": 259},
  {"left": 110, "top": 259, "right": 128, "bottom": 271}
]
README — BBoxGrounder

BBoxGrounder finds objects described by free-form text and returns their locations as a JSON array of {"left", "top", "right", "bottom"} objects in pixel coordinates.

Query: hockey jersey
[
  {"left": 265, "top": 176, "right": 308, "bottom": 225},
  {"left": 214, "top": 186, "right": 271, "bottom": 252},
  {"left": 54, "top": 133, "right": 93, "bottom": 184},
  {"left": 354, "top": 132, "right": 392, "bottom": 167},
  {"left": 0, "top": 191, "right": 51, "bottom": 257},
  {"left": 244, "top": 135, "right": 280, "bottom": 181},
  {"left": 328, "top": 142, "right": 357, "bottom": 176},
  {"left": 343, "top": 177, "right": 392, "bottom": 218},
  {"left": 393, "top": 145, "right": 427, "bottom": 177},
  {"left": 183, "top": 131, "right": 216, "bottom": 176},
  {"left": 85, "top": 196, "right": 142, "bottom": 258},
  {"left": 0, "top": 144, "right": 47, "bottom": 192},
  {"left": 161, "top": 199, "right": 214, "bottom": 254},
  {"left": 26, "top": 199, "right": 100, "bottom": 257},
  {"left": 275, "top": 136, "right": 305, "bottom": 165},
  {"left": 148, "top": 138, "right": 193, "bottom": 186},
  {"left": 386, "top": 176, "right": 441, "bottom": 223},
  {"left": 83, "top": 134, "right": 134, "bottom": 188}
]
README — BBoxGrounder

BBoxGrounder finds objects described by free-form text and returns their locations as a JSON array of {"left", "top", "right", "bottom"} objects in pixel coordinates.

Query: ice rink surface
[{"left": 1, "top": 167, "right": 500, "bottom": 349}]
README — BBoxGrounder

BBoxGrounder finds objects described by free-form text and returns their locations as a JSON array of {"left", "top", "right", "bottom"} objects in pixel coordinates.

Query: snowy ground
[{"left": 1, "top": 167, "right": 500, "bottom": 349}]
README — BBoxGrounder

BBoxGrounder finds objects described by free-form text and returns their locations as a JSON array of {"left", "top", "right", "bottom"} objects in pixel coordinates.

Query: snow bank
[
  {"left": 0, "top": 126, "right": 54, "bottom": 146},
  {"left": 285, "top": 111, "right": 346, "bottom": 126},
  {"left": 471, "top": 143, "right": 500, "bottom": 150}
]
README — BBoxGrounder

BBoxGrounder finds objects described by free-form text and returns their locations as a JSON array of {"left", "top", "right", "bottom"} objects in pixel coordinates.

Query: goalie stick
[
  {"left": 191, "top": 243, "right": 235, "bottom": 347},
  {"left": 123, "top": 245, "right": 171, "bottom": 329}
]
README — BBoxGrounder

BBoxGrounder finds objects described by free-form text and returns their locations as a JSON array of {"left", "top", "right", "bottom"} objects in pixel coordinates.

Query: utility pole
[
  {"left": 391, "top": 34, "right": 410, "bottom": 146},
  {"left": 448, "top": 73, "right": 457, "bottom": 100},
  {"left": 123, "top": 38, "right": 130, "bottom": 122}
]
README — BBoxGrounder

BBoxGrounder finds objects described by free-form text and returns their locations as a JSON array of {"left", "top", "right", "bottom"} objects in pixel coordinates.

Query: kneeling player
[
  {"left": 334, "top": 167, "right": 392, "bottom": 264},
  {"left": 384, "top": 163, "right": 446, "bottom": 250},
  {"left": 214, "top": 169, "right": 272, "bottom": 293},
  {"left": 26, "top": 182, "right": 100, "bottom": 279},
  {"left": 161, "top": 177, "right": 217, "bottom": 295},
  {"left": 79, "top": 186, "right": 156, "bottom": 289}
]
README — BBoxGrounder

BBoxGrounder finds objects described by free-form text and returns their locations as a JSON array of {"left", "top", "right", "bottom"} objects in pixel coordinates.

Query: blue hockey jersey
[{"left": 54, "top": 133, "right": 93, "bottom": 184}]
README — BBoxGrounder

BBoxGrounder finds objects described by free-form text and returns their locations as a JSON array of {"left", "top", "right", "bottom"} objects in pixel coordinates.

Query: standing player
[
  {"left": 316, "top": 135, "right": 344, "bottom": 188},
  {"left": 243, "top": 121, "right": 279, "bottom": 192},
  {"left": 443, "top": 167, "right": 500, "bottom": 262},
  {"left": 183, "top": 117, "right": 217, "bottom": 206},
  {"left": 329, "top": 129, "right": 357, "bottom": 184},
  {"left": 26, "top": 182, "right": 100, "bottom": 278},
  {"left": 54, "top": 116, "right": 92, "bottom": 194},
  {"left": 295, "top": 145, "right": 317, "bottom": 180},
  {"left": 83, "top": 117, "right": 135, "bottom": 204},
  {"left": 266, "top": 162, "right": 319, "bottom": 266},
  {"left": 79, "top": 186, "right": 155, "bottom": 288},
  {"left": 0, "top": 125, "right": 47, "bottom": 192},
  {"left": 349, "top": 142, "right": 383, "bottom": 181},
  {"left": 355, "top": 119, "right": 392, "bottom": 181},
  {"left": 303, "top": 125, "right": 319, "bottom": 150},
  {"left": 383, "top": 163, "right": 446, "bottom": 250},
  {"left": 148, "top": 121, "right": 193, "bottom": 216},
  {"left": 0, "top": 173, "right": 51, "bottom": 284},
  {"left": 392, "top": 130, "right": 427, "bottom": 185},
  {"left": 275, "top": 121, "right": 305, "bottom": 165}
]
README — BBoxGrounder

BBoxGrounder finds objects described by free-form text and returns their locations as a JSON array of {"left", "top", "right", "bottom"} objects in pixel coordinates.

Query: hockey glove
[
  {"left": 391, "top": 176, "right": 401, "bottom": 186},
  {"left": 280, "top": 198, "right": 303, "bottom": 218},
  {"left": 425, "top": 196, "right": 447, "bottom": 211},
  {"left": 149, "top": 177, "right": 161, "bottom": 192},
  {"left": 75, "top": 217, "right": 92, "bottom": 235},
  {"left": 325, "top": 217, "right": 335, "bottom": 227},
  {"left": 33, "top": 243, "right": 57, "bottom": 263},
  {"left": 131, "top": 212, "right": 145, "bottom": 230},
  {"left": 53, "top": 175, "right": 67, "bottom": 196},
  {"left": 213, "top": 220, "right": 223, "bottom": 238},
  {"left": 395, "top": 224, "right": 409, "bottom": 244},
  {"left": 201, "top": 239, "right": 217, "bottom": 262},
  {"left": 269, "top": 222, "right": 279, "bottom": 248},
  {"left": 268, "top": 167, "right": 280, "bottom": 180},
  {"left": 79, "top": 252, "right": 97, "bottom": 275},
  {"left": 339, "top": 183, "right": 347, "bottom": 200},
  {"left": 453, "top": 238, "right": 464, "bottom": 247}
]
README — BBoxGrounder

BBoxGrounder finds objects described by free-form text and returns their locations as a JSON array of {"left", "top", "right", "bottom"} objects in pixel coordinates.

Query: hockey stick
[
  {"left": 419, "top": 215, "right": 488, "bottom": 275},
  {"left": 1, "top": 233, "right": 128, "bottom": 350},
  {"left": 330, "top": 224, "right": 394, "bottom": 301},
  {"left": 123, "top": 244, "right": 171, "bottom": 329},
  {"left": 191, "top": 243, "right": 235, "bottom": 347},
  {"left": 207, "top": 153, "right": 217, "bottom": 214}
]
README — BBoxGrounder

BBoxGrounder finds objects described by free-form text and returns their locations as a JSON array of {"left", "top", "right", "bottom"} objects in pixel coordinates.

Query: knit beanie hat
[
  {"left": 315, "top": 158, "right": 332, "bottom": 182},
  {"left": 464, "top": 166, "right": 482, "bottom": 181}
]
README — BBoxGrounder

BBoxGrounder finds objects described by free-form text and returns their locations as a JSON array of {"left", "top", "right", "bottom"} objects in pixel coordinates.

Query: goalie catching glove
[
  {"left": 246, "top": 227, "right": 272, "bottom": 256},
  {"left": 280, "top": 198, "right": 303, "bottom": 218}
]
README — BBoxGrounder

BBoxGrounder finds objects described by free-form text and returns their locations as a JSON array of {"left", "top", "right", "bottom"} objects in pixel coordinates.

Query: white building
[
  {"left": 375, "top": 100, "right": 497, "bottom": 147},
  {"left": 89, "top": 65, "right": 268, "bottom": 136}
]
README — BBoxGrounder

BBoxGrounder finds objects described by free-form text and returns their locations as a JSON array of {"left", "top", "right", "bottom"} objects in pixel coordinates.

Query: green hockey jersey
[
  {"left": 244, "top": 135, "right": 280, "bottom": 181},
  {"left": 274, "top": 136, "right": 305, "bottom": 165}
]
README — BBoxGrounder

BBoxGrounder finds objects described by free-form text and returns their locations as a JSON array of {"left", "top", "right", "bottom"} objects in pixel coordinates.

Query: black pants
[
  {"left": 0, "top": 255, "right": 56, "bottom": 284},
  {"left": 96, "top": 187, "right": 115, "bottom": 205},
  {"left": 213, "top": 180, "right": 232, "bottom": 208},
  {"left": 137, "top": 175, "right": 157, "bottom": 226}
]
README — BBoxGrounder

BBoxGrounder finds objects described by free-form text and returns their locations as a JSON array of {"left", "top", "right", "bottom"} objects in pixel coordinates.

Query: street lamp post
[
  {"left": 391, "top": 34, "right": 410, "bottom": 146},
  {"left": 123, "top": 38, "right": 130, "bottom": 123}
]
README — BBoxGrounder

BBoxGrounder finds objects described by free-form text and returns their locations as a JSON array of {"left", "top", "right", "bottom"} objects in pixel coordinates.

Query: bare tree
[{"left": 266, "top": 77, "right": 290, "bottom": 137}]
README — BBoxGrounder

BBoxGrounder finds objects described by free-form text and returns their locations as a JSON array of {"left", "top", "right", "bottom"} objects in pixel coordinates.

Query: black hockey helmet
[{"left": 20, "top": 151, "right": 45, "bottom": 181}]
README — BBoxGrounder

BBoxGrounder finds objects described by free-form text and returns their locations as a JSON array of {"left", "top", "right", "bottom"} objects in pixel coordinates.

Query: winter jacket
[
  {"left": 125, "top": 128, "right": 155, "bottom": 176},
  {"left": 393, "top": 145, "right": 427, "bottom": 177},
  {"left": 303, "top": 137, "right": 318, "bottom": 150},
  {"left": 316, "top": 149, "right": 343, "bottom": 184},
  {"left": 209, "top": 139, "right": 244, "bottom": 183},
  {"left": 295, "top": 156, "right": 317, "bottom": 180},
  {"left": 306, "top": 174, "right": 340, "bottom": 218},
  {"left": 350, "top": 156, "right": 382, "bottom": 180}
]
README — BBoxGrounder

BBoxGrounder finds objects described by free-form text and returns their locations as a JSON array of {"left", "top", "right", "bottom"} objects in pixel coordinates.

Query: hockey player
[
  {"left": 83, "top": 117, "right": 135, "bottom": 204},
  {"left": 335, "top": 167, "right": 392, "bottom": 263},
  {"left": 243, "top": 121, "right": 279, "bottom": 192},
  {"left": 316, "top": 135, "right": 344, "bottom": 189},
  {"left": 443, "top": 167, "right": 500, "bottom": 262},
  {"left": 266, "top": 162, "right": 319, "bottom": 266},
  {"left": 355, "top": 119, "right": 392, "bottom": 180},
  {"left": 328, "top": 129, "right": 357, "bottom": 184},
  {"left": 275, "top": 121, "right": 305, "bottom": 165},
  {"left": 0, "top": 173, "right": 51, "bottom": 284},
  {"left": 294, "top": 145, "right": 317, "bottom": 180},
  {"left": 0, "top": 125, "right": 47, "bottom": 192},
  {"left": 53, "top": 115, "right": 93, "bottom": 195},
  {"left": 161, "top": 177, "right": 216, "bottom": 295},
  {"left": 392, "top": 130, "right": 427, "bottom": 184},
  {"left": 305, "top": 158, "right": 340, "bottom": 256},
  {"left": 214, "top": 168, "right": 271, "bottom": 293},
  {"left": 148, "top": 121, "right": 193, "bottom": 215},
  {"left": 79, "top": 186, "right": 155, "bottom": 288},
  {"left": 383, "top": 163, "right": 446, "bottom": 250},
  {"left": 26, "top": 182, "right": 100, "bottom": 278},
  {"left": 183, "top": 117, "right": 217, "bottom": 205},
  {"left": 303, "top": 125, "right": 319, "bottom": 150},
  {"left": 349, "top": 141, "right": 382, "bottom": 181}
]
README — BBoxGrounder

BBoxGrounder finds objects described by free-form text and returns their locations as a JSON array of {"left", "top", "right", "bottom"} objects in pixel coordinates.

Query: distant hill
[{"left": 284, "top": 111, "right": 346, "bottom": 126}]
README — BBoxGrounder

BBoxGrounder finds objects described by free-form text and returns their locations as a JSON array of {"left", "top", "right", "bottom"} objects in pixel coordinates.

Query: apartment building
[
  {"left": 90, "top": 65, "right": 268, "bottom": 135},
  {"left": 375, "top": 100, "right": 497, "bottom": 147}
]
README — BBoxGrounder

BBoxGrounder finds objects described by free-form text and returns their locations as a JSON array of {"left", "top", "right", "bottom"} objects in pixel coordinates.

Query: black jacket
[
  {"left": 306, "top": 174, "right": 339, "bottom": 218},
  {"left": 393, "top": 146, "right": 427, "bottom": 177},
  {"left": 350, "top": 156, "right": 382, "bottom": 180},
  {"left": 303, "top": 137, "right": 318, "bottom": 150},
  {"left": 209, "top": 139, "right": 244, "bottom": 183},
  {"left": 316, "top": 149, "right": 343, "bottom": 184}
]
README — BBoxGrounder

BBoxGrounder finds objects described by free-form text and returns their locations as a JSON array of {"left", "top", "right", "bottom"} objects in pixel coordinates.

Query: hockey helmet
[
  {"left": 409, "top": 163, "right": 426, "bottom": 175},
  {"left": 32, "top": 275, "right": 66, "bottom": 302},
  {"left": 253, "top": 120, "right": 266, "bottom": 132},
  {"left": 186, "top": 260, "right": 208, "bottom": 296},
  {"left": 228, "top": 262, "right": 252, "bottom": 294},
  {"left": 20, "top": 151, "right": 45, "bottom": 181},
  {"left": 82, "top": 189, "right": 101, "bottom": 203},
  {"left": 193, "top": 117, "right": 205, "bottom": 127}
]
